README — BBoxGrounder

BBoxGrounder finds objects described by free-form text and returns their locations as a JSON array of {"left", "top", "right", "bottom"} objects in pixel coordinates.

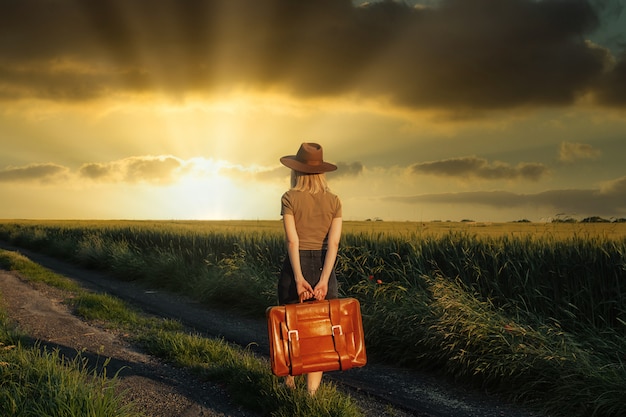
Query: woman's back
[{"left": 281, "top": 189, "right": 342, "bottom": 250}]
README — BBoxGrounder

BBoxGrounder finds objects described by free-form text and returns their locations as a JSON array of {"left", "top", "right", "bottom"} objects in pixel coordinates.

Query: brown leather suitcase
[{"left": 266, "top": 298, "right": 367, "bottom": 376}]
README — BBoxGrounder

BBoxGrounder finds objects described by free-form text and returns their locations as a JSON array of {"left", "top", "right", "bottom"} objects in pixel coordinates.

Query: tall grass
[
  {"left": 338, "top": 231, "right": 626, "bottom": 335},
  {"left": 0, "top": 313, "right": 139, "bottom": 417},
  {"left": 1, "top": 220, "right": 625, "bottom": 416},
  {"left": 138, "top": 329, "right": 361, "bottom": 417}
]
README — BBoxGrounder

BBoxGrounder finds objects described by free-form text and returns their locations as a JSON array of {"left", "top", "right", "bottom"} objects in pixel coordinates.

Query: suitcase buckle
[
  {"left": 288, "top": 330, "right": 299, "bottom": 341},
  {"left": 332, "top": 325, "right": 343, "bottom": 336}
]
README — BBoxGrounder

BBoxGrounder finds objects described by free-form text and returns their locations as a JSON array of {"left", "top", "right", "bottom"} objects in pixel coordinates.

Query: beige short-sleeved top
[{"left": 280, "top": 190, "right": 342, "bottom": 250}]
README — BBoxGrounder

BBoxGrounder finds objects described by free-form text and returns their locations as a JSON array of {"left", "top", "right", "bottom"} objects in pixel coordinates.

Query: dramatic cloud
[
  {"left": 1, "top": 155, "right": 351, "bottom": 187},
  {"left": 558, "top": 141, "right": 602, "bottom": 162},
  {"left": 0, "top": 163, "right": 69, "bottom": 183},
  {"left": 0, "top": 155, "right": 364, "bottom": 187},
  {"left": 410, "top": 156, "right": 549, "bottom": 181},
  {"left": 79, "top": 156, "right": 184, "bottom": 184},
  {"left": 1, "top": 0, "right": 624, "bottom": 111},
  {"left": 387, "top": 175, "right": 626, "bottom": 218}
]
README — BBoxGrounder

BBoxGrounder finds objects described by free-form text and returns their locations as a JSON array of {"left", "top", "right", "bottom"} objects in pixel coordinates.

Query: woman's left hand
[{"left": 313, "top": 282, "right": 328, "bottom": 300}]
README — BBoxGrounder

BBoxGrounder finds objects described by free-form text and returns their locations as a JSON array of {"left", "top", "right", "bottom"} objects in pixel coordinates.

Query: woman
[{"left": 278, "top": 142, "right": 343, "bottom": 395}]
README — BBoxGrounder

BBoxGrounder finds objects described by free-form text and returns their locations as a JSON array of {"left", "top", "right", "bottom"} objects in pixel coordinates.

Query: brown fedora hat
[{"left": 280, "top": 142, "right": 337, "bottom": 174}]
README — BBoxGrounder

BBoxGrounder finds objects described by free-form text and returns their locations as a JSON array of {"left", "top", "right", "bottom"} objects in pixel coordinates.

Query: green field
[{"left": 0, "top": 219, "right": 625, "bottom": 417}]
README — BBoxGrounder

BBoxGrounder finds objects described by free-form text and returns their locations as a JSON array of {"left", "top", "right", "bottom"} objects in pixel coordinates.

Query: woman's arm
[
  {"left": 314, "top": 216, "right": 342, "bottom": 300},
  {"left": 283, "top": 213, "right": 315, "bottom": 300}
]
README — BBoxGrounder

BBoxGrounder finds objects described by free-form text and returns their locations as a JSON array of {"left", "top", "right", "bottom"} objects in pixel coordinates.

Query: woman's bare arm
[
  {"left": 283, "top": 214, "right": 315, "bottom": 300},
  {"left": 314, "top": 216, "right": 342, "bottom": 300}
]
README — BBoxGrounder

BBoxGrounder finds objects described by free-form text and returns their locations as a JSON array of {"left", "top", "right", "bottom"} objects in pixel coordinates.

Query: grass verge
[
  {"left": 0, "top": 313, "right": 139, "bottom": 417},
  {"left": 0, "top": 249, "right": 363, "bottom": 417}
]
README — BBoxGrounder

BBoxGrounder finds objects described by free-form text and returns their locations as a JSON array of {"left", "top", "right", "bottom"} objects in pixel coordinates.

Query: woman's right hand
[{"left": 297, "top": 279, "right": 315, "bottom": 301}]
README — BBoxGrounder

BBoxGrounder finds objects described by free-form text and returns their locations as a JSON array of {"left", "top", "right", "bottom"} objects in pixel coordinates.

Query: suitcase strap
[
  {"left": 285, "top": 303, "right": 303, "bottom": 376},
  {"left": 329, "top": 299, "right": 353, "bottom": 371},
  {"left": 285, "top": 300, "right": 353, "bottom": 375}
]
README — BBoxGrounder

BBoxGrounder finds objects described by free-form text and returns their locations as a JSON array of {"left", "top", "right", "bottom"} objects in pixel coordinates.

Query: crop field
[
  {"left": 4, "top": 218, "right": 626, "bottom": 238},
  {"left": 0, "top": 219, "right": 625, "bottom": 417}
]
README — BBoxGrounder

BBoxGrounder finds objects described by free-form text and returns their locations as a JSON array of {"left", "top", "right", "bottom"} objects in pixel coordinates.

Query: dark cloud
[
  {"left": 1, "top": 156, "right": 185, "bottom": 185},
  {"left": 592, "top": 50, "right": 626, "bottom": 105},
  {"left": 0, "top": 163, "right": 68, "bottom": 182},
  {"left": 123, "top": 156, "right": 182, "bottom": 183},
  {"left": 386, "top": 175, "right": 626, "bottom": 218},
  {"left": 79, "top": 156, "right": 183, "bottom": 183},
  {"left": 1, "top": 0, "right": 624, "bottom": 110},
  {"left": 410, "top": 156, "right": 549, "bottom": 181},
  {"left": 79, "top": 163, "right": 113, "bottom": 180}
]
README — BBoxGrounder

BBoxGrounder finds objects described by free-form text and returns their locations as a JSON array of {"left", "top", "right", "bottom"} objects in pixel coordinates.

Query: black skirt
[{"left": 278, "top": 250, "right": 338, "bottom": 305}]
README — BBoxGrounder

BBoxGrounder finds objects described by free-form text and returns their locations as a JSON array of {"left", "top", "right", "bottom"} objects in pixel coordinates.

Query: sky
[{"left": 1, "top": 0, "right": 626, "bottom": 223}]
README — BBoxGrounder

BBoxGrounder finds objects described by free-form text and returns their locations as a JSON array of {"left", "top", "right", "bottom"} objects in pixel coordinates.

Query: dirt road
[{"left": 0, "top": 243, "right": 544, "bottom": 417}]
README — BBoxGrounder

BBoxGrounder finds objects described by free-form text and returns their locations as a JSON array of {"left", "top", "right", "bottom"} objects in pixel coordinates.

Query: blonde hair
[{"left": 290, "top": 170, "right": 329, "bottom": 194}]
